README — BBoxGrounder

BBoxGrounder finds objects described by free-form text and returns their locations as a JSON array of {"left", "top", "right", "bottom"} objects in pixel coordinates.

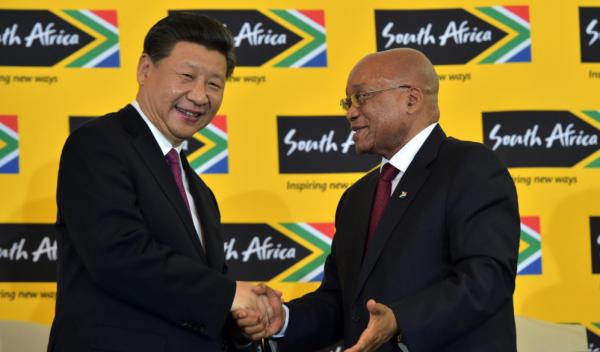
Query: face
[
  {"left": 137, "top": 41, "right": 227, "bottom": 145},
  {"left": 345, "top": 58, "right": 413, "bottom": 159}
]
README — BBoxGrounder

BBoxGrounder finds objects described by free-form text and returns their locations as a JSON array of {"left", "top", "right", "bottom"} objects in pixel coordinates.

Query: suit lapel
[
  {"left": 344, "top": 170, "right": 378, "bottom": 292},
  {"left": 181, "top": 156, "right": 225, "bottom": 271},
  {"left": 352, "top": 125, "right": 446, "bottom": 303},
  {"left": 121, "top": 106, "right": 203, "bottom": 257}
]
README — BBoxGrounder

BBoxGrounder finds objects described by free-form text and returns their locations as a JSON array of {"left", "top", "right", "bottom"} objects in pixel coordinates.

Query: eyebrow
[
  {"left": 346, "top": 83, "right": 366, "bottom": 95},
  {"left": 181, "top": 61, "right": 199, "bottom": 70},
  {"left": 180, "top": 61, "right": 225, "bottom": 80},
  {"left": 349, "top": 83, "right": 366, "bottom": 90}
]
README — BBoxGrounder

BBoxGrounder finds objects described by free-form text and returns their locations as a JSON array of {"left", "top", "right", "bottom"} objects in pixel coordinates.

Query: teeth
[{"left": 177, "top": 107, "right": 200, "bottom": 118}]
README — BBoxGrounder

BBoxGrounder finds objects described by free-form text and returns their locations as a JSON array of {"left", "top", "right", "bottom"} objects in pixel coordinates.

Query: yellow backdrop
[{"left": 0, "top": 0, "right": 598, "bottom": 343}]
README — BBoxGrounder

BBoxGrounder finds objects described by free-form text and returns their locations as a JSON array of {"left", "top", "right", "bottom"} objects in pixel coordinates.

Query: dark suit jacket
[
  {"left": 278, "top": 125, "right": 520, "bottom": 352},
  {"left": 49, "top": 105, "right": 238, "bottom": 352}
]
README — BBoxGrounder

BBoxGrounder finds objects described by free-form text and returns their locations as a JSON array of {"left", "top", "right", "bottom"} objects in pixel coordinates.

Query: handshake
[
  {"left": 229, "top": 281, "right": 399, "bottom": 352},
  {"left": 230, "top": 281, "right": 285, "bottom": 342}
]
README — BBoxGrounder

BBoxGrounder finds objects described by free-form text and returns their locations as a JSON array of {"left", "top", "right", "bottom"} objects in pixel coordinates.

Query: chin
[
  {"left": 354, "top": 142, "right": 374, "bottom": 155},
  {"left": 354, "top": 147, "right": 368, "bottom": 155}
]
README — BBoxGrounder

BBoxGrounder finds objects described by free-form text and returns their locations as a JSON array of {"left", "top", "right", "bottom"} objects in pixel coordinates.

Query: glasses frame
[{"left": 340, "top": 85, "right": 412, "bottom": 111}]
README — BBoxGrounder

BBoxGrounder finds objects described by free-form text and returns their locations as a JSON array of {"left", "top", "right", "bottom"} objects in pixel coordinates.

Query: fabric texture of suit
[
  {"left": 49, "top": 105, "right": 237, "bottom": 352},
  {"left": 278, "top": 125, "right": 520, "bottom": 352}
]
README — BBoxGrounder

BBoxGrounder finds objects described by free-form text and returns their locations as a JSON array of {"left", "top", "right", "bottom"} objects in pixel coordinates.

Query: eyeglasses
[{"left": 340, "top": 85, "right": 412, "bottom": 111}]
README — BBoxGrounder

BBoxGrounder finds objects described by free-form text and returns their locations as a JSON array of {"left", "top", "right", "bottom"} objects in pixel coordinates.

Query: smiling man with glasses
[{"left": 235, "top": 48, "right": 520, "bottom": 352}]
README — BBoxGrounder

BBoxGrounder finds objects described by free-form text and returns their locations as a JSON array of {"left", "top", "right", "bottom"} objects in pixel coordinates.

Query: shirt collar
[
  {"left": 382, "top": 122, "right": 437, "bottom": 173},
  {"left": 131, "top": 101, "right": 183, "bottom": 156}
]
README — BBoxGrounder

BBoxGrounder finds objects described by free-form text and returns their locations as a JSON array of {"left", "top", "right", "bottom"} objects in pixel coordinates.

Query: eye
[
  {"left": 356, "top": 92, "right": 369, "bottom": 104},
  {"left": 179, "top": 73, "right": 194, "bottom": 80},
  {"left": 208, "top": 81, "right": 223, "bottom": 90}
]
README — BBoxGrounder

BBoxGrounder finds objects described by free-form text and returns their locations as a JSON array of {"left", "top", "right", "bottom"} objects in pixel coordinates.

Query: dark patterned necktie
[
  {"left": 165, "top": 148, "right": 191, "bottom": 214},
  {"left": 367, "top": 163, "right": 400, "bottom": 244}
]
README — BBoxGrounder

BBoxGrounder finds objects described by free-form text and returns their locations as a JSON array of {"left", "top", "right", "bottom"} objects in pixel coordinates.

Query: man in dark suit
[
  {"left": 237, "top": 48, "right": 520, "bottom": 351},
  {"left": 49, "top": 13, "right": 274, "bottom": 352}
]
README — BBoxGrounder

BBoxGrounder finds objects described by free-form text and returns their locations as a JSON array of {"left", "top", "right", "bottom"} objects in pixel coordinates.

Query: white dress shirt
[
  {"left": 384, "top": 122, "right": 437, "bottom": 195},
  {"left": 131, "top": 101, "right": 204, "bottom": 248}
]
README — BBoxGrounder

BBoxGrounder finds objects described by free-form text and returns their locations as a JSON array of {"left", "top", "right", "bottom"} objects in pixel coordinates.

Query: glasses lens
[
  {"left": 340, "top": 98, "right": 351, "bottom": 111},
  {"left": 352, "top": 94, "right": 361, "bottom": 107}
]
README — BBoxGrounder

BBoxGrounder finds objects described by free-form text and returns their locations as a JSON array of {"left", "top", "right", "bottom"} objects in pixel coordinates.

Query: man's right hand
[
  {"left": 231, "top": 283, "right": 285, "bottom": 340},
  {"left": 231, "top": 282, "right": 265, "bottom": 312},
  {"left": 252, "top": 283, "right": 284, "bottom": 336}
]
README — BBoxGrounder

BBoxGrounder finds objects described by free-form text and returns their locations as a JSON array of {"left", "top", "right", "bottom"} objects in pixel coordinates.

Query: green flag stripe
[
  {"left": 583, "top": 110, "right": 600, "bottom": 123},
  {"left": 477, "top": 7, "right": 529, "bottom": 64},
  {"left": 271, "top": 10, "right": 325, "bottom": 67},
  {"left": 282, "top": 223, "right": 330, "bottom": 251},
  {"left": 586, "top": 158, "right": 600, "bottom": 168},
  {"left": 0, "top": 127, "right": 18, "bottom": 160},
  {"left": 64, "top": 10, "right": 118, "bottom": 67},
  {"left": 189, "top": 128, "right": 227, "bottom": 169},
  {"left": 281, "top": 223, "right": 331, "bottom": 282},
  {"left": 283, "top": 256, "right": 326, "bottom": 281},
  {"left": 582, "top": 111, "right": 600, "bottom": 168},
  {"left": 518, "top": 229, "right": 540, "bottom": 265}
]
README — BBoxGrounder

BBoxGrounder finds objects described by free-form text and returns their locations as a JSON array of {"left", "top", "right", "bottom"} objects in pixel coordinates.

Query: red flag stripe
[
  {"left": 297, "top": 10, "right": 325, "bottom": 27},
  {"left": 308, "top": 223, "right": 335, "bottom": 239},
  {"left": 211, "top": 115, "right": 227, "bottom": 133},
  {"left": 90, "top": 10, "right": 118, "bottom": 28},
  {"left": 521, "top": 216, "right": 540, "bottom": 233},
  {"left": 0, "top": 116, "right": 18, "bottom": 133},
  {"left": 504, "top": 6, "right": 529, "bottom": 23}
]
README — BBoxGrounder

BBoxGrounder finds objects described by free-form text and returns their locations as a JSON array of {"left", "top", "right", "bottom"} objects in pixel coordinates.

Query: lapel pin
[{"left": 398, "top": 191, "right": 408, "bottom": 198}]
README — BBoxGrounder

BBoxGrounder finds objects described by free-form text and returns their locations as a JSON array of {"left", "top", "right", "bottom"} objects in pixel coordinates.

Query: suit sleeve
[
  {"left": 57, "top": 127, "right": 235, "bottom": 337},
  {"left": 276, "top": 193, "right": 347, "bottom": 351},
  {"left": 390, "top": 145, "right": 520, "bottom": 350}
]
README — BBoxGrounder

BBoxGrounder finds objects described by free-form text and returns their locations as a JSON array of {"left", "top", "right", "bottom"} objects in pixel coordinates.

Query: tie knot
[
  {"left": 380, "top": 163, "right": 399, "bottom": 182},
  {"left": 165, "top": 148, "right": 180, "bottom": 166}
]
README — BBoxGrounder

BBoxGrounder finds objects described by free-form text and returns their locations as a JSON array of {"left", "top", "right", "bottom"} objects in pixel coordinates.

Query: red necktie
[
  {"left": 367, "top": 163, "right": 400, "bottom": 243},
  {"left": 165, "top": 148, "right": 191, "bottom": 214}
]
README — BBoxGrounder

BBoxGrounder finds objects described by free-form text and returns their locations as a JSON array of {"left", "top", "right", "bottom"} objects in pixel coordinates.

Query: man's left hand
[{"left": 344, "top": 299, "right": 398, "bottom": 352}]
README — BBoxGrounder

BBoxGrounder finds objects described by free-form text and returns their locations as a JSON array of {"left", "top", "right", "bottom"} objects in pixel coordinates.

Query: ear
[
  {"left": 137, "top": 53, "right": 153, "bottom": 85},
  {"left": 406, "top": 87, "right": 424, "bottom": 114}
]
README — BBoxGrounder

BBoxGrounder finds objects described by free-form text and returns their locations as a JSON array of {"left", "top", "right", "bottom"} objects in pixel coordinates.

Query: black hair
[{"left": 143, "top": 12, "right": 235, "bottom": 77}]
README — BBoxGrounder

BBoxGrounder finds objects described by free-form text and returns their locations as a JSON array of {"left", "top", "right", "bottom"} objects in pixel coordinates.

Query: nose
[
  {"left": 345, "top": 104, "right": 360, "bottom": 122},
  {"left": 187, "top": 80, "right": 209, "bottom": 105}
]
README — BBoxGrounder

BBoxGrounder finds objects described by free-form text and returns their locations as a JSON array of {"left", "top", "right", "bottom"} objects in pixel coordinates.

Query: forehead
[
  {"left": 346, "top": 56, "right": 398, "bottom": 91},
  {"left": 164, "top": 41, "right": 227, "bottom": 73}
]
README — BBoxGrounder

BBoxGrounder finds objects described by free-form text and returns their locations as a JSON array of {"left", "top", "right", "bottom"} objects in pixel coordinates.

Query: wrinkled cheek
[{"left": 355, "top": 134, "right": 374, "bottom": 153}]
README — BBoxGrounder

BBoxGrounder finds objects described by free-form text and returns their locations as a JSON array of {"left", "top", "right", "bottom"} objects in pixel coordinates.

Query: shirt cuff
[{"left": 272, "top": 304, "right": 290, "bottom": 338}]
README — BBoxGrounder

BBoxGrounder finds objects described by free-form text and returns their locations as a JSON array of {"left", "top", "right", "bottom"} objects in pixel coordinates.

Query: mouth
[
  {"left": 175, "top": 106, "right": 205, "bottom": 121},
  {"left": 351, "top": 126, "right": 367, "bottom": 142},
  {"left": 351, "top": 126, "right": 368, "bottom": 135}
]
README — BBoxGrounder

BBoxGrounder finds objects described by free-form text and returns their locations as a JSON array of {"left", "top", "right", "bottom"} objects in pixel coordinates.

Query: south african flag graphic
[
  {"left": 61, "top": 9, "right": 120, "bottom": 68},
  {"left": 186, "top": 115, "right": 228, "bottom": 174},
  {"left": 475, "top": 5, "right": 531, "bottom": 63},
  {"left": 0, "top": 116, "right": 19, "bottom": 174},
  {"left": 270, "top": 10, "right": 327, "bottom": 67},
  {"left": 518, "top": 216, "right": 542, "bottom": 275},
  {"left": 274, "top": 223, "right": 334, "bottom": 282},
  {"left": 582, "top": 110, "right": 600, "bottom": 168}
]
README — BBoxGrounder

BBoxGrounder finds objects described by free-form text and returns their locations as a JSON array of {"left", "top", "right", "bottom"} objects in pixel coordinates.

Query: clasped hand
[{"left": 231, "top": 282, "right": 285, "bottom": 341}]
